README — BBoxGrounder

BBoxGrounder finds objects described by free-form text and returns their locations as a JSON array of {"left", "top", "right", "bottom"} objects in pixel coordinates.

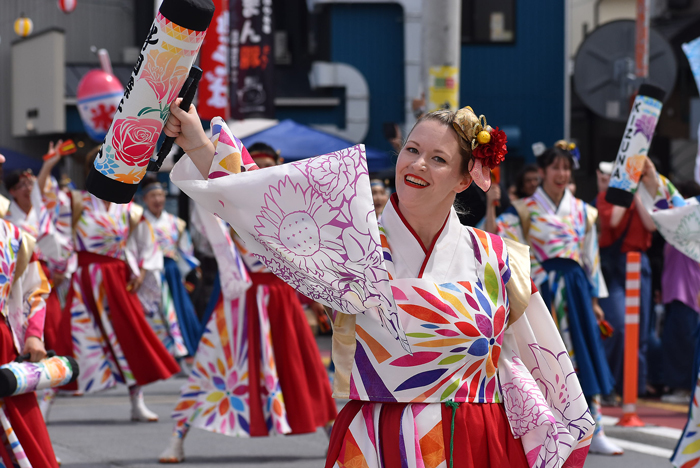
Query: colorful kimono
[
  {"left": 5, "top": 179, "right": 73, "bottom": 352},
  {"left": 170, "top": 118, "right": 594, "bottom": 467},
  {"left": 0, "top": 220, "right": 58, "bottom": 468},
  {"left": 54, "top": 192, "right": 179, "bottom": 394},
  {"left": 495, "top": 187, "right": 614, "bottom": 399},
  {"left": 169, "top": 188, "right": 336, "bottom": 437},
  {"left": 139, "top": 210, "right": 201, "bottom": 357}
]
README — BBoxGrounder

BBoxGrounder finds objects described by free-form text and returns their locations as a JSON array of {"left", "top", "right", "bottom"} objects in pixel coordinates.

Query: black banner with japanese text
[{"left": 229, "top": 0, "right": 275, "bottom": 119}]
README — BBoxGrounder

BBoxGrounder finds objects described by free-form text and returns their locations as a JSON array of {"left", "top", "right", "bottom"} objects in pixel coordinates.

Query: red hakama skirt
[
  {"left": 0, "top": 318, "right": 59, "bottom": 468},
  {"left": 55, "top": 252, "right": 179, "bottom": 390},
  {"left": 247, "top": 272, "right": 337, "bottom": 435},
  {"left": 326, "top": 401, "right": 530, "bottom": 468}
]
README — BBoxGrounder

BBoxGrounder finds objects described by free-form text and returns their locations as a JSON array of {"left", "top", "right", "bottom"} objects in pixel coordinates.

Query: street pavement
[{"left": 46, "top": 335, "right": 686, "bottom": 467}]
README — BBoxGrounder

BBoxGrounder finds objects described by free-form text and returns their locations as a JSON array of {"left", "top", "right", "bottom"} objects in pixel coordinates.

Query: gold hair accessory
[
  {"left": 554, "top": 140, "right": 576, "bottom": 152},
  {"left": 453, "top": 106, "right": 493, "bottom": 151}
]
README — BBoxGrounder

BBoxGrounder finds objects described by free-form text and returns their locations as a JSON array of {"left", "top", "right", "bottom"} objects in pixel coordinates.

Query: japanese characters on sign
[
  {"left": 198, "top": 0, "right": 230, "bottom": 121},
  {"left": 230, "top": 0, "right": 275, "bottom": 119}
]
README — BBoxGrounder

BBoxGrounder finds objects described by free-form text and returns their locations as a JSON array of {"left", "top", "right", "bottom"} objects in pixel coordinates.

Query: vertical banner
[
  {"left": 635, "top": 0, "right": 650, "bottom": 78},
  {"left": 681, "top": 36, "right": 700, "bottom": 185},
  {"left": 198, "top": 0, "right": 230, "bottom": 121},
  {"left": 229, "top": 0, "right": 275, "bottom": 119}
]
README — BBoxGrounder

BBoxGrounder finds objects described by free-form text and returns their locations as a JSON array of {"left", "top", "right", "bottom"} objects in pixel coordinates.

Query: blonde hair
[{"left": 405, "top": 109, "right": 473, "bottom": 174}]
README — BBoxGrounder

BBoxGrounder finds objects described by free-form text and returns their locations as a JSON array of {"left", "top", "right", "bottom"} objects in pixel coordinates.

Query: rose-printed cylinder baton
[
  {"left": 605, "top": 84, "right": 665, "bottom": 207},
  {"left": 85, "top": 0, "right": 214, "bottom": 203}
]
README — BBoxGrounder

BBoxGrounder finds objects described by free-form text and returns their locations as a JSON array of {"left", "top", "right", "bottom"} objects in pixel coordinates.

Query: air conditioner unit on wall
[{"left": 11, "top": 29, "right": 66, "bottom": 137}]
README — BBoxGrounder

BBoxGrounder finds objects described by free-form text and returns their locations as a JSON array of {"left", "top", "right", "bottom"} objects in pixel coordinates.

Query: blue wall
[
  {"left": 328, "top": 3, "right": 406, "bottom": 152},
  {"left": 277, "top": 4, "right": 405, "bottom": 153},
  {"left": 460, "top": 1, "right": 565, "bottom": 161}
]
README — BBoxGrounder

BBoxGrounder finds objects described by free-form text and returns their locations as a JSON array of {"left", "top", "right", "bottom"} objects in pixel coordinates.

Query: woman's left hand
[
  {"left": 592, "top": 300, "right": 605, "bottom": 322},
  {"left": 126, "top": 268, "right": 146, "bottom": 293},
  {"left": 22, "top": 336, "right": 47, "bottom": 362}
]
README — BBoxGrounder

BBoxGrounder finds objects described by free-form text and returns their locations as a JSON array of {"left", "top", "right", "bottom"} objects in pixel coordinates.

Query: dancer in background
[
  {"left": 0, "top": 151, "right": 57, "bottom": 468},
  {"left": 165, "top": 101, "right": 593, "bottom": 467},
  {"left": 4, "top": 148, "right": 75, "bottom": 421},
  {"left": 491, "top": 142, "right": 621, "bottom": 455},
  {"left": 370, "top": 179, "right": 390, "bottom": 218},
  {"left": 52, "top": 148, "right": 179, "bottom": 422},
  {"left": 159, "top": 136, "right": 336, "bottom": 464},
  {"left": 138, "top": 175, "right": 201, "bottom": 360}
]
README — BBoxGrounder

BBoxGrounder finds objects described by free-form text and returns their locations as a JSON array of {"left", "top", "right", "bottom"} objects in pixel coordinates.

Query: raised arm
[{"left": 37, "top": 140, "right": 63, "bottom": 195}]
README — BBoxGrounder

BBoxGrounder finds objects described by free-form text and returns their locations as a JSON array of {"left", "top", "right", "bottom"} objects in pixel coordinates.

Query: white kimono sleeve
[
  {"left": 176, "top": 224, "right": 200, "bottom": 278},
  {"left": 581, "top": 205, "right": 607, "bottom": 299},
  {"left": 126, "top": 218, "right": 163, "bottom": 278},
  {"left": 171, "top": 117, "right": 409, "bottom": 351},
  {"left": 190, "top": 202, "right": 250, "bottom": 300}
]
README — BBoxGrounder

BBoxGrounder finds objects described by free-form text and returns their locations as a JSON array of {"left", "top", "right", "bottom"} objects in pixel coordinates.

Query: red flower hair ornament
[{"left": 452, "top": 106, "right": 508, "bottom": 191}]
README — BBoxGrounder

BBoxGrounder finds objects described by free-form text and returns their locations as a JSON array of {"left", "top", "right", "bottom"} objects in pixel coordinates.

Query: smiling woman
[{"left": 166, "top": 101, "right": 594, "bottom": 468}]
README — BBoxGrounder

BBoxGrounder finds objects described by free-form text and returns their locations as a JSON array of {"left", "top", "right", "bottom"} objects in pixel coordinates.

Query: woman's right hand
[
  {"left": 164, "top": 99, "right": 209, "bottom": 151},
  {"left": 165, "top": 99, "right": 215, "bottom": 178},
  {"left": 640, "top": 156, "right": 659, "bottom": 196}
]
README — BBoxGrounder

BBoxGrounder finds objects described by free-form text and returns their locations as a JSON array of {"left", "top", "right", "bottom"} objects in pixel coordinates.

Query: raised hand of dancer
[
  {"left": 23, "top": 336, "right": 47, "bottom": 362},
  {"left": 38, "top": 140, "right": 63, "bottom": 194},
  {"left": 164, "top": 99, "right": 214, "bottom": 179},
  {"left": 639, "top": 156, "right": 659, "bottom": 197}
]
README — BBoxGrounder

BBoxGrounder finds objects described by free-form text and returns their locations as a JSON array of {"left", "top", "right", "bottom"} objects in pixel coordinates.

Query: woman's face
[
  {"left": 371, "top": 185, "right": 389, "bottom": 215},
  {"left": 521, "top": 171, "right": 540, "bottom": 197},
  {"left": 540, "top": 156, "right": 572, "bottom": 200},
  {"left": 144, "top": 188, "right": 166, "bottom": 216},
  {"left": 9, "top": 176, "right": 33, "bottom": 208},
  {"left": 395, "top": 120, "right": 471, "bottom": 212}
]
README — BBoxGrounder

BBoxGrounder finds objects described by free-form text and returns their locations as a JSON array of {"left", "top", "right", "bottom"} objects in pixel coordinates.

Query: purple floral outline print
[
  {"left": 501, "top": 356, "right": 556, "bottom": 438},
  {"left": 250, "top": 145, "right": 409, "bottom": 352},
  {"left": 634, "top": 114, "right": 656, "bottom": 142},
  {"left": 523, "top": 343, "right": 595, "bottom": 468}
]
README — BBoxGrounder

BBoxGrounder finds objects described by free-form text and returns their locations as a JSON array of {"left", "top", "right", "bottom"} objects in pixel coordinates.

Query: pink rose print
[
  {"left": 111, "top": 117, "right": 163, "bottom": 167},
  {"left": 141, "top": 49, "right": 189, "bottom": 104}
]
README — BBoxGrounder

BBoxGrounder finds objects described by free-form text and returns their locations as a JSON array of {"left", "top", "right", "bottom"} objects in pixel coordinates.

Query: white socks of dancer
[
  {"left": 588, "top": 395, "right": 624, "bottom": 455},
  {"left": 129, "top": 385, "right": 159, "bottom": 422},
  {"left": 158, "top": 422, "right": 189, "bottom": 463}
]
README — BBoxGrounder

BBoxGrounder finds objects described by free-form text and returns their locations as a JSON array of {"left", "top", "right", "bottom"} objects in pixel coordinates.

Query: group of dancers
[{"left": 0, "top": 99, "right": 699, "bottom": 467}]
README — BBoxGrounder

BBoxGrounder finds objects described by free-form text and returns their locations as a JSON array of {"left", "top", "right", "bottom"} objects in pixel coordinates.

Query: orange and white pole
[{"left": 617, "top": 251, "right": 645, "bottom": 427}]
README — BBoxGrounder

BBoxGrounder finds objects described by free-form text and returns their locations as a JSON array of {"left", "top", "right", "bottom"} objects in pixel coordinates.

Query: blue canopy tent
[
  {"left": 0, "top": 147, "right": 44, "bottom": 175},
  {"left": 240, "top": 119, "right": 395, "bottom": 173}
]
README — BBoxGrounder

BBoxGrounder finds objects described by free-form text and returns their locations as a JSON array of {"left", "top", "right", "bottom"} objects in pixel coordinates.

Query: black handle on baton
[
  {"left": 15, "top": 350, "right": 56, "bottom": 363},
  {"left": 147, "top": 66, "right": 203, "bottom": 172}
]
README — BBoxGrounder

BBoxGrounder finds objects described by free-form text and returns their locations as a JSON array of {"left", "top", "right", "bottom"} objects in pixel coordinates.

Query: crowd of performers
[{"left": 0, "top": 100, "right": 699, "bottom": 468}]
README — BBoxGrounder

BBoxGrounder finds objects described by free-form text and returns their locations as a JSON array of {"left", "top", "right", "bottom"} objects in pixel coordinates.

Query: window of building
[{"left": 461, "top": 0, "right": 516, "bottom": 44}]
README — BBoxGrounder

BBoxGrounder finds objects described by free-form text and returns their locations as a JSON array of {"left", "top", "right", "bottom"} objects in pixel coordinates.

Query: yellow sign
[{"left": 428, "top": 66, "right": 459, "bottom": 112}]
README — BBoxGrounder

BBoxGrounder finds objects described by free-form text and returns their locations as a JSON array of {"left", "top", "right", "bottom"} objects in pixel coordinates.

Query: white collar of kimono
[
  {"left": 89, "top": 193, "right": 123, "bottom": 215},
  {"left": 380, "top": 194, "right": 477, "bottom": 283},
  {"left": 532, "top": 186, "right": 574, "bottom": 216},
  {"left": 8, "top": 198, "right": 35, "bottom": 221},
  {"left": 143, "top": 209, "right": 165, "bottom": 224}
]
